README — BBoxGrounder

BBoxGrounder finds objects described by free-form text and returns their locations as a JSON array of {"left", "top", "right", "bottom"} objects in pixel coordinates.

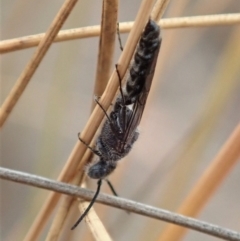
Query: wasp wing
[{"left": 123, "top": 39, "right": 161, "bottom": 146}]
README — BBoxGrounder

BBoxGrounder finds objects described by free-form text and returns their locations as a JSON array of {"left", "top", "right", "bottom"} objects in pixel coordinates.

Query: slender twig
[
  {"left": 0, "top": 0, "right": 79, "bottom": 127},
  {"left": 1, "top": 14, "right": 240, "bottom": 54},
  {"left": 0, "top": 167, "right": 240, "bottom": 241},
  {"left": 158, "top": 122, "right": 240, "bottom": 239}
]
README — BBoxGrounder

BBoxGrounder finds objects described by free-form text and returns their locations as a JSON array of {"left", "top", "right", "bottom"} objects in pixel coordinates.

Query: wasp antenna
[{"left": 71, "top": 179, "right": 102, "bottom": 230}]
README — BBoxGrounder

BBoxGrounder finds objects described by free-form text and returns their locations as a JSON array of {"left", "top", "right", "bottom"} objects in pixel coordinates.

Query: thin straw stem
[
  {"left": 78, "top": 201, "right": 113, "bottom": 241},
  {"left": 0, "top": 0, "right": 79, "bottom": 127},
  {"left": 45, "top": 174, "right": 84, "bottom": 241},
  {"left": 92, "top": 0, "right": 119, "bottom": 104},
  {"left": 158, "top": 123, "right": 240, "bottom": 241},
  {"left": 46, "top": 1, "right": 119, "bottom": 239},
  {"left": 1, "top": 14, "right": 240, "bottom": 54},
  {"left": 151, "top": 0, "right": 171, "bottom": 21},
  {"left": 0, "top": 167, "right": 240, "bottom": 241}
]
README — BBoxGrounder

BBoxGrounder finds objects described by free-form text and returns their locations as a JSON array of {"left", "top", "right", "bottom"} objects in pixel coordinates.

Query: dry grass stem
[
  {"left": 93, "top": 0, "right": 119, "bottom": 102},
  {"left": 160, "top": 13, "right": 240, "bottom": 28},
  {"left": 158, "top": 27, "right": 240, "bottom": 240},
  {"left": 46, "top": 151, "right": 93, "bottom": 240},
  {"left": 0, "top": 0, "right": 79, "bottom": 128},
  {"left": 23, "top": 0, "right": 157, "bottom": 239},
  {"left": 78, "top": 182, "right": 112, "bottom": 241},
  {"left": 45, "top": 174, "right": 84, "bottom": 241},
  {"left": 23, "top": 144, "right": 82, "bottom": 241},
  {"left": 78, "top": 201, "right": 113, "bottom": 241},
  {"left": 1, "top": 14, "right": 239, "bottom": 54},
  {"left": 151, "top": 0, "right": 171, "bottom": 21},
  {"left": 138, "top": 2, "right": 191, "bottom": 239},
  {"left": 159, "top": 27, "right": 240, "bottom": 208},
  {"left": 1, "top": 167, "right": 240, "bottom": 241},
  {"left": 47, "top": 1, "right": 119, "bottom": 239},
  {"left": 45, "top": 196, "right": 75, "bottom": 241},
  {"left": 159, "top": 123, "right": 240, "bottom": 241}
]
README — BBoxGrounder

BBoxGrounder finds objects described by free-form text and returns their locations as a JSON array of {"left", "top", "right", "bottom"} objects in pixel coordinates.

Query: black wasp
[{"left": 71, "top": 19, "right": 162, "bottom": 229}]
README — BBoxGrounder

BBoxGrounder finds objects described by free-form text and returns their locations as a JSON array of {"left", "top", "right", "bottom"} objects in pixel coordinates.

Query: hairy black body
[
  {"left": 87, "top": 19, "right": 161, "bottom": 179},
  {"left": 71, "top": 19, "right": 161, "bottom": 229}
]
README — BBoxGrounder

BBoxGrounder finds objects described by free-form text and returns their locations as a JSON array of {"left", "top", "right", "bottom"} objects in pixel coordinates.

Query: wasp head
[{"left": 87, "top": 159, "right": 117, "bottom": 179}]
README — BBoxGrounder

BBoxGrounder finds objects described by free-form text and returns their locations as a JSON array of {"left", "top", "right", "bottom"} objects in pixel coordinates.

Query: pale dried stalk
[
  {"left": 151, "top": 0, "right": 171, "bottom": 21},
  {"left": 161, "top": 13, "right": 240, "bottom": 28},
  {"left": 1, "top": 167, "right": 240, "bottom": 241},
  {"left": 75, "top": 0, "right": 118, "bottom": 238},
  {"left": 23, "top": 0, "right": 156, "bottom": 240},
  {"left": 24, "top": 144, "right": 81, "bottom": 241},
  {"left": 45, "top": 152, "right": 91, "bottom": 241},
  {"left": 93, "top": 0, "right": 119, "bottom": 102},
  {"left": 139, "top": 2, "right": 191, "bottom": 240},
  {"left": 0, "top": 0, "right": 79, "bottom": 128},
  {"left": 46, "top": 1, "right": 119, "bottom": 240},
  {"left": 78, "top": 201, "right": 112, "bottom": 241},
  {"left": 45, "top": 195, "right": 75, "bottom": 241},
  {"left": 137, "top": 0, "right": 190, "bottom": 178},
  {"left": 45, "top": 173, "right": 84, "bottom": 241},
  {"left": 78, "top": 184, "right": 112, "bottom": 241},
  {"left": 158, "top": 28, "right": 240, "bottom": 241},
  {"left": 1, "top": 14, "right": 240, "bottom": 54},
  {"left": 158, "top": 122, "right": 240, "bottom": 241}
]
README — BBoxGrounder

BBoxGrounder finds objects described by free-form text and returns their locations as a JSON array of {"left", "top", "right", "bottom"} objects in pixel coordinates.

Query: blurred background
[{"left": 1, "top": 0, "right": 240, "bottom": 240}]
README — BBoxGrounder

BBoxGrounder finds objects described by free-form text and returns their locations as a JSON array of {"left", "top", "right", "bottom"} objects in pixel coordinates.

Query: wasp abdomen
[{"left": 125, "top": 19, "right": 160, "bottom": 105}]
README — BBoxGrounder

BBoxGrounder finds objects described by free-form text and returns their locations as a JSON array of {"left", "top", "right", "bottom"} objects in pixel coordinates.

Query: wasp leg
[
  {"left": 117, "top": 22, "right": 123, "bottom": 51},
  {"left": 78, "top": 133, "right": 101, "bottom": 157},
  {"left": 105, "top": 178, "right": 118, "bottom": 196}
]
